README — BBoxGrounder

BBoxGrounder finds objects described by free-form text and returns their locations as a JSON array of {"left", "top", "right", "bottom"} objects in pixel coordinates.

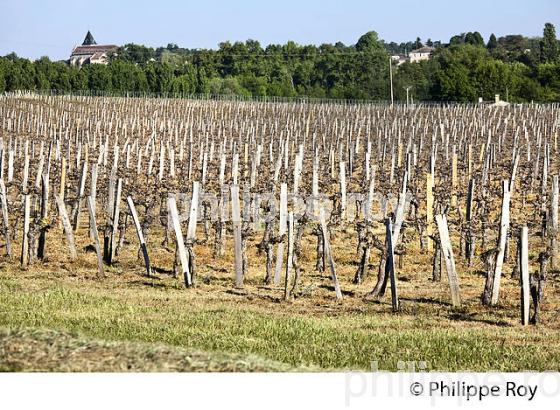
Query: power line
[{"left": 147, "top": 50, "right": 392, "bottom": 59}]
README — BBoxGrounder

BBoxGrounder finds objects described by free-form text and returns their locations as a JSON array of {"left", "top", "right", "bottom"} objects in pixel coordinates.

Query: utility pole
[{"left": 389, "top": 57, "right": 394, "bottom": 107}]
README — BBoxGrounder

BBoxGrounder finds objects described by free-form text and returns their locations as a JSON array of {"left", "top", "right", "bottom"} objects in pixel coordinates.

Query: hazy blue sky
[{"left": 0, "top": 0, "right": 558, "bottom": 60}]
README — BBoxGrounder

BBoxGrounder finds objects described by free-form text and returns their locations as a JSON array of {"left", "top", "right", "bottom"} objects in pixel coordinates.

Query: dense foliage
[{"left": 0, "top": 24, "right": 559, "bottom": 102}]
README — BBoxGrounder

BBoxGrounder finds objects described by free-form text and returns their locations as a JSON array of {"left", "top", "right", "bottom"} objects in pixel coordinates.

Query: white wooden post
[
  {"left": 21, "top": 194, "right": 31, "bottom": 268},
  {"left": 551, "top": 175, "right": 559, "bottom": 268},
  {"left": 127, "top": 196, "right": 151, "bottom": 277},
  {"left": 168, "top": 196, "right": 192, "bottom": 287},
  {"left": 339, "top": 161, "right": 347, "bottom": 220},
  {"left": 284, "top": 211, "right": 295, "bottom": 300},
  {"left": 232, "top": 153, "right": 239, "bottom": 185},
  {"left": 0, "top": 179, "right": 11, "bottom": 256},
  {"left": 54, "top": 194, "right": 77, "bottom": 261},
  {"left": 231, "top": 185, "right": 243, "bottom": 288},
  {"left": 219, "top": 154, "right": 226, "bottom": 187},
  {"left": 73, "top": 160, "right": 88, "bottom": 231},
  {"left": 187, "top": 181, "right": 199, "bottom": 241},
  {"left": 86, "top": 196, "right": 104, "bottom": 278},
  {"left": 312, "top": 156, "right": 319, "bottom": 216},
  {"left": 491, "top": 180, "right": 511, "bottom": 305},
  {"left": 519, "top": 226, "right": 530, "bottom": 325},
  {"left": 435, "top": 214, "right": 461, "bottom": 307},
  {"left": 274, "top": 183, "right": 288, "bottom": 285},
  {"left": 109, "top": 178, "right": 122, "bottom": 263}
]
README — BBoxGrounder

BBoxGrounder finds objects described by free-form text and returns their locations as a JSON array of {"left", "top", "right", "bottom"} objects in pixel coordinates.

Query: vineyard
[{"left": 1, "top": 92, "right": 560, "bottom": 371}]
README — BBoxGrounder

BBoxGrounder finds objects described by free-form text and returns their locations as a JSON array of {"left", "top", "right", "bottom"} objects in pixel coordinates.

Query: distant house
[
  {"left": 390, "top": 45, "right": 435, "bottom": 66},
  {"left": 408, "top": 46, "right": 434, "bottom": 63},
  {"left": 391, "top": 54, "right": 407, "bottom": 66},
  {"left": 69, "top": 31, "right": 118, "bottom": 67}
]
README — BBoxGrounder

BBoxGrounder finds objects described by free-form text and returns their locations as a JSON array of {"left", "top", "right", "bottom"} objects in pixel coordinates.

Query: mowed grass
[
  {"left": 1, "top": 247, "right": 559, "bottom": 371},
  {"left": 0, "top": 327, "right": 299, "bottom": 372}
]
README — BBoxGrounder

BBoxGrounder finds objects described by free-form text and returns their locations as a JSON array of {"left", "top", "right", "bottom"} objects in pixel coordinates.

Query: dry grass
[{"left": 0, "top": 327, "right": 301, "bottom": 372}]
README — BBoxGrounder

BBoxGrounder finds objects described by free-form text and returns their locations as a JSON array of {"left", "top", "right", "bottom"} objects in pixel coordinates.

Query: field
[{"left": 0, "top": 93, "right": 559, "bottom": 372}]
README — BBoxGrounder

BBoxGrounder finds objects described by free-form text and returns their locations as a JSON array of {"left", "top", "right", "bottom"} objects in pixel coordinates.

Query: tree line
[{"left": 0, "top": 23, "right": 558, "bottom": 102}]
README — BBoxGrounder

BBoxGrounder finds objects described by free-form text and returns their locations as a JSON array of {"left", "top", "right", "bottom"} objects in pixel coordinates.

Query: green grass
[{"left": 1, "top": 271, "right": 559, "bottom": 371}]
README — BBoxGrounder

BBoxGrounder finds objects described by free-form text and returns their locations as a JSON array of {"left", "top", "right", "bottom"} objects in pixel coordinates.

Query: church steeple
[{"left": 82, "top": 31, "right": 97, "bottom": 46}]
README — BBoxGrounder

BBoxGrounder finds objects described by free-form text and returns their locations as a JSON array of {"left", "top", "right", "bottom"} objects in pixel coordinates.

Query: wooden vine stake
[
  {"left": 126, "top": 196, "right": 151, "bottom": 277},
  {"left": 284, "top": 211, "right": 295, "bottom": 301},
  {"left": 274, "top": 183, "right": 287, "bottom": 285},
  {"left": 319, "top": 207, "right": 343, "bottom": 300},
  {"left": 73, "top": 160, "right": 87, "bottom": 231},
  {"left": 108, "top": 178, "right": 122, "bottom": 264},
  {"left": 312, "top": 157, "right": 319, "bottom": 216},
  {"left": 185, "top": 181, "right": 200, "bottom": 284},
  {"left": 465, "top": 178, "right": 475, "bottom": 265},
  {"left": 86, "top": 196, "right": 104, "bottom": 278},
  {"left": 0, "top": 179, "right": 11, "bottom": 257},
  {"left": 385, "top": 218, "right": 399, "bottom": 311},
  {"left": 551, "top": 175, "right": 559, "bottom": 269},
  {"left": 168, "top": 196, "right": 192, "bottom": 287},
  {"left": 451, "top": 152, "right": 458, "bottom": 207},
  {"left": 339, "top": 161, "right": 347, "bottom": 220},
  {"left": 426, "top": 173, "right": 434, "bottom": 251},
  {"left": 231, "top": 184, "right": 243, "bottom": 288},
  {"left": 435, "top": 214, "right": 461, "bottom": 307},
  {"left": 21, "top": 194, "right": 31, "bottom": 268},
  {"left": 187, "top": 181, "right": 199, "bottom": 241},
  {"left": 59, "top": 157, "right": 66, "bottom": 200},
  {"left": 54, "top": 194, "right": 77, "bottom": 261},
  {"left": 519, "top": 226, "right": 530, "bottom": 325},
  {"left": 491, "top": 180, "right": 511, "bottom": 306},
  {"left": 37, "top": 173, "right": 49, "bottom": 260}
]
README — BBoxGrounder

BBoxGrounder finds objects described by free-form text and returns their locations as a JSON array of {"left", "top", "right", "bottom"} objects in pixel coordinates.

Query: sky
[{"left": 0, "top": 0, "right": 559, "bottom": 61}]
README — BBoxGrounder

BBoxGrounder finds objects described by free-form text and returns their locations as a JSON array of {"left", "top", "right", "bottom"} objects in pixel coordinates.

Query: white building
[
  {"left": 391, "top": 54, "right": 407, "bottom": 66},
  {"left": 408, "top": 46, "right": 435, "bottom": 63},
  {"left": 69, "top": 31, "right": 118, "bottom": 67}
]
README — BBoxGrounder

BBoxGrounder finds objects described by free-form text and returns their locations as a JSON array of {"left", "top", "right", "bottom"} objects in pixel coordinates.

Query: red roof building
[{"left": 69, "top": 31, "right": 118, "bottom": 67}]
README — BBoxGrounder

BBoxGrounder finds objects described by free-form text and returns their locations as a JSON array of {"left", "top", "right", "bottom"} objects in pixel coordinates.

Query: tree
[
  {"left": 415, "top": 37, "right": 422, "bottom": 49},
  {"left": 207, "top": 76, "right": 249, "bottom": 96},
  {"left": 541, "top": 23, "right": 559, "bottom": 62},
  {"left": 34, "top": 56, "right": 55, "bottom": 90},
  {"left": 449, "top": 34, "right": 465, "bottom": 46},
  {"left": 171, "top": 74, "right": 196, "bottom": 95},
  {"left": 431, "top": 45, "right": 489, "bottom": 102},
  {"left": 0, "top": 29, "right": 553, "bottom": 102},
  {"left": 487, "top": 34, "right": 498, "bottom": 50},
  {"left": 356, "top": 31, "right": 384, "bottom": 52},
  {"left": 0, "top": 58, "right": 7, "bottom": 92},
  {"left": 465, "top": 32, "right": 484, "bottom": 46},
  {"left": 69, "top": 66, "right": 88, "bottom": 91},
  {"left": 118, "top": 43, "right": 156, "bottom": 64},
  {"left": 498, "top": 35, "right": 528, "bottom": 54},
  {"left": 394, "top": 60, "right": 430, "bottom": 100},
  {"left": 84, "top": 64, "right": 112, "bottom": 91},
  {"left": 474, "top": 59, "right": 512, "bottom": 100},
  {"left": 537, "top": 61, "right": 560, "bottom": 101},
  {"left": 51, "top": 62, "right": 71, "bottom": 91},
  {"left": 110, "top": 60, "right": 140, "bottom": 92},
  {"left": 239, "top": 74, "right": 268, "bottom": 96},
  {"left": 5, "top": 58, "right": 36, "bottom": 90}
]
